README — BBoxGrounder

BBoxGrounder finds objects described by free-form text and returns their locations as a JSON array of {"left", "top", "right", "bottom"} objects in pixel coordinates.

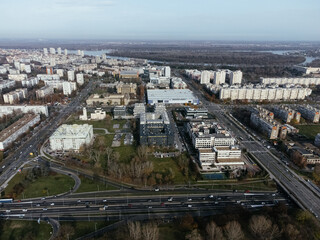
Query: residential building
[
  {"left": 67, "top": 70, "right": 75, "bottom": 81},
  {"left": 49, "top": 48, "right": 55, "bottom": 54},
  {"left": 0, "top": 80, "right": 15, "bottom": 92},
  {"left": 0, "top": 114, "right": 40, "bottom": 151},
  {"left": 229, "top": 70, "right": 243, "bottom": 85},
  {"left": 63, "top": 81, "right": 77, "bottom": 95},
  {"left": 49, "top": 124, "right": 94, "bottom": 152},
  {"left": 76, "top": 73, "right": 84, "bottom": 85},
  {"left": 36, "top": 86, "right": 54, "bottom": 99},
  {"left": 3, "top": 88, "right": 28, "bottom": 104},
  {"left": 0, "top": 105, "right": 48, "bottom": 117},
  {"left": 272, "top": 105, "right": 301, "bottom": 123},
  {"left": 261, "top": 77, "right": 320, "bottom": 86},
  {"left": 200, "top": 71, "right": 211, "bottom": 84},
  {"left": 315, "top": 133, "right": 320, "bottom": 147},
  {"left": 297, "top": 105, "right": 320, "bottom": 123},
  {"left": 213, "top": 70, "right": 227, "bottom": 85}
]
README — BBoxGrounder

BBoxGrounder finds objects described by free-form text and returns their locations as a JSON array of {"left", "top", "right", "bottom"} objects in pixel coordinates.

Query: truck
[{"left": 0, "top": 199, "right": 13, "bottom": 203}]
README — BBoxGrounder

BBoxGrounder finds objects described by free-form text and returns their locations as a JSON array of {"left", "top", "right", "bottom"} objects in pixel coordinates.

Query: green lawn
[
  {"left": 296, "top": 124, "right": 320, "bottom": 140},
  {"left": 149, "top": 156, "right": 188, "bottom": 184},
  {"left": 76, "top": 175, "right": 119, "bottom": 193},
  {"left": 115, "top": 145, "right": 137, "bottom": 163},
  {"left": 159, "top": 224, "right": 184, "bottom": 240},
  {"left": 4, "top": 171, "right": 75, "bottom": 199},
  {"left": 60, "top": 221, "right": 114, "bottom": 239},
  {"left": 66, "top": 116, "right": 127, "bottom": 134},
  {"left": 0, "top": 220, "right": 52, "bottom": 240}
]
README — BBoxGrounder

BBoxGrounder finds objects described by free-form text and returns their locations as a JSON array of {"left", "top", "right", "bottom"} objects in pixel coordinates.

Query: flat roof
[{"left": 147, "top": 89, "right": 198, "bottom": 101}]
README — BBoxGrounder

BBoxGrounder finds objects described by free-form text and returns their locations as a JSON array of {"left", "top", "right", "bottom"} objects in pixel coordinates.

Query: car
[
  {"left": 5, "top": 210, "right": 10, "bottom": 213},
  {"left": 50, "top": 203, "right": 55, "bottom": 206},
  {"left": 167, "top": 197, "right": 173, "bottom": 202},
  {"left": 77, "top": 199, "right": 81, "bottom": 203},
  {"left": 187, "top": 204, "right": 192, "bottom": 208},
  {"left": 41, "top": 197, "right": 45, "bottom": 200},
  {"left": 102, "top": 199, "right": 107, "bottom": 203},
  {"left": 208, "top": 195, "right": 214, "bottom": 199},
  {"left": 2, "top": 165, "right": 5, "bottom": 169},
  {"left": 36, "top": 204, "right": 40, "bottom": 207},
  {"left": 22, "top": 209, "right": 28, "bottom": 212},
  {"left": 187, "top": 198, "right": 192, "bottom": 201},
  {"left": 154, "top": 188, "right": 160, "bottom": 192},
  {"left": 42, "top": 208, "right": 47, "bottom": 211},
  {"left": 148, "top": 206, "right": 152, "bottom": 209},
  {"left": 214, "top": 201, "right": 219, "bottom": 205}
]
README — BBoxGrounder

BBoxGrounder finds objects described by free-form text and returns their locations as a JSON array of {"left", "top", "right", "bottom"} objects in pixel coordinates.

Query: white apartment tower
[
  {"left": 67, "top": 70, "right": 75, "bottom": 81},
  {"left": 200, "top": 71, "right": 211, "bottom": 84},
  {"left": 229, "top": 70, "right": 243, "bottom": 85}
]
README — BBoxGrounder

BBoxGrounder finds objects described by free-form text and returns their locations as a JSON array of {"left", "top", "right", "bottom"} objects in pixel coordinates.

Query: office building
[
  {"left": 139, "top": 111, "right": 174, "bottom": 147},
  {"left": 86, "top": 93, "right": 130, "bottom": 106},
  {"left": 147, "top": 89, "right": 199, "bottom": 105},
  {"left": 113, "top": 106, "right": 126, "bottom": 118},
  {"left": 134, "top": 103, "right": 146, "bottom": 117},
  {"left": 116, "top": 82, "right": 137, "bottom": 94},
  {"left": 184, "top": 107, "right": 208, "bottom": 119},
  {"left": 49, "top": 124, "right": 93, "bottom": 152}
]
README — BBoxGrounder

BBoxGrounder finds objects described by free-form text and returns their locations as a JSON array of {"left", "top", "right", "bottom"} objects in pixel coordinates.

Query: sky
[{"left": 0, "top": 0, "right": 319, "bottom": 41}]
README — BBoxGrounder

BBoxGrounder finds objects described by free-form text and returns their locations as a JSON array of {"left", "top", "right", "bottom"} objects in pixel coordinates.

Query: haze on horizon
[{"left": 0, "top": 0, "right": 319, "bottom": 42}]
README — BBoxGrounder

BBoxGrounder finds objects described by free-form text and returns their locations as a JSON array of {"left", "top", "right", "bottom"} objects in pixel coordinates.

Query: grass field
[
  {"left": 5, "top": 170, "right": 75, "bottom": 199},
  {"left": 60, "top": 221, "right": 114, "bottom": 239},
  {"left": 296, "top": 124, "right": 320, "bottom": 140},
  {"left": 149, "top": 156, "right": 188, "bottom": 184},
  {"left": 75, "top": 175, "right": 119, "bottom": 193},
  {"left": 0, "top": 220, "right": 52, "bottom": 240}
]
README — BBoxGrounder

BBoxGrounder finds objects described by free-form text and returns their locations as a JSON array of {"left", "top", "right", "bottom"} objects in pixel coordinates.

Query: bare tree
[
  {"left": 224, "top": 221, "right": 244, "bottom": 240},
  {"left": 185, "top": 229, "right": 203, "bottom": 240},
  {"left": 206, "top": 221, "right": 225, "bottom": 240},
  {"left": 137, "top": 145, "right": 148, "bottom": 161},
  {"left": 141, "top": 222, "right": 159, "bottom": 240},
  {"left": 127, "top": 221, "right": 142, "bottom": 240},
  {"left": 249, "top": 215, "right": 281, "bottom": 240},
  {"left": 105, "top": 147, "right": 113, "bottom": 171},
  {"left": 284, "top": 224, "right": 300, "bottom": 240}
]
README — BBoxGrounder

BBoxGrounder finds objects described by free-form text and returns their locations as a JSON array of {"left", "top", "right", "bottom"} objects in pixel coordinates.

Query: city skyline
[{"left": 0, "top": 0, "right": 319, "bottom": 41}]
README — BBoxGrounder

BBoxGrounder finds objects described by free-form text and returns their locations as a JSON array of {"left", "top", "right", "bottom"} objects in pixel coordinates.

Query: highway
[
  {"left": 0, "top": 191, "right": 288, "bottom": 222},
  {"left": 177, "top": 71, "right": 320, "bottom": 219}
]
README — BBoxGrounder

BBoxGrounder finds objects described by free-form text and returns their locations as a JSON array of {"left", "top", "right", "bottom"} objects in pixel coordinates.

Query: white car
[
  {"left": 103, "top": 199, "right": 107, "bottom": 203},
  {"left": 50, "top": 203, "right": 55, "bottom": 206},
  {"left": 5, "top": 210, "right": 10, "bottom": 213},
  {"left": 22, "top": 209, "right": 28, "bottom": 212}
]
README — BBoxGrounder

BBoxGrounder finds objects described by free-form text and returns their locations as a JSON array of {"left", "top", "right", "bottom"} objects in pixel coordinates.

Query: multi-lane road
[{"left": 177, "top": 71, "right": 320, "bottom": 218}]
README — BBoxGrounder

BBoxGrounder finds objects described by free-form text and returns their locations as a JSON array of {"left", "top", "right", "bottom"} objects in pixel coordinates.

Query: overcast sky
[{"left": 0, "top": 0, "right": 319, "bottom": 41}]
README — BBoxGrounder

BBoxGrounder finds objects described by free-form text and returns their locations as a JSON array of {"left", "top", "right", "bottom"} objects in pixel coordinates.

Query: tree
[
  {"left": 127, "top": 221, "right": 141, "bottom": 240},
  {"left": 284, "top": 224, "right": 300, "bottom": 240},
  {"left": 223, "top": 221, "right": 244, "bottom": 240},
  {"left": 206, "top": 221, "right": 225, "bottom": 240},
  {"left": 105, "top": 147, "right": 113, "bottom": 173},
  {"left": 249, "top": 215, "right": 281, "bottom": 240},
  {"left": 185, "top": 229, "right": 203, "bottom": 240},
  {"left": 141, "top": 222, "right": 159, "bottom": 240},
  {"left": 137, "top": 145, "right": 148, "bottom": 161}
]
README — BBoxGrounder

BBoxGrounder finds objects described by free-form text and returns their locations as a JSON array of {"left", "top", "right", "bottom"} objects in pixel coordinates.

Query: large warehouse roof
[{"left": 147, "top": 89, "right": 199, "bottom": 104}]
